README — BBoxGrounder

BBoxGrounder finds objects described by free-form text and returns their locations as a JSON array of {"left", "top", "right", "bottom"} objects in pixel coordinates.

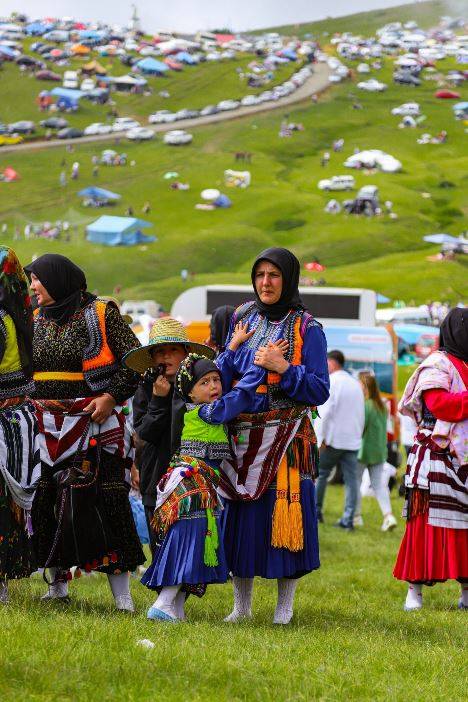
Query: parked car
[
  {"left": 148, "top": 110, "right": 176, "bottom": 124},
  {"left": 84, "top": 122, "right": 113, "bottom": 135},
  {"left": 318, "top": 175, "right": 356, "bottom": 191},
  {"left": 35, "top": 69, "right": 61, "bottom": 81},
  {"left": 0, "top": 134, "right": 23, "bottom": 146},
  {"left": 163, "top": 130, "right": 193, "bottom": 145},
  {"left": 200, "top": 105, "right": 219, "bottom": 116},
  {"left": 63, "top": 70, "right": 79, "bottom": 89},
  {"left": 40, "top": 117, "right": 69, "bottom": 129},
  {"left": 393, "top": 71, "right": 421, "bottom": 86},
  {"left": 112, "top": 118, "right": 140, "bottom": 132},
  {"left": 241, "top": 95, "right": 260, "bottom": 106},
  {"left": 175, "top": 109, "right": 200, "bottom": 120},
  {"left": 8, "top": 120, "right": 35, "bottom": 134},
  {"left": 357, "top": 79, "right": 387, "bottom": 91},
  {"left": 80, "top": 78, "right": 95, "bottom": 91},
  {"left": 391, "top": 102, "right": 420, "bottom": 116},
  {"left": 57, "top": 127, "right": 83, "bottom": 139},
  {"left": 126, "top": 127, "right": 155, "bottom": 140},
  {"left": 217, "top": 99, "right": 240, "bottom": 111}
]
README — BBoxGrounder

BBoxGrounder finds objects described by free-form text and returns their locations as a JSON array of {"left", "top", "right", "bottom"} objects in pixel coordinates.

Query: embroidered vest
[
  {"left": 0, "top": 310, "right": 34, "bottom": 399},
  {"left": 33, "top": 300, "right": 119, "bottom": 392},
  {"left": 180, "top": 406, "right": 231, "bottom": 460}
]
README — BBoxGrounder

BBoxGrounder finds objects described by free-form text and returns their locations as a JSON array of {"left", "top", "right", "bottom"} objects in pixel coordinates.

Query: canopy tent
[
  {"left": 1, "top": 167, "right": 19, "bottom": 182},
  {"left": 78, "top": 186, "right": 121, "bottom": 203},
  {"left": 423, "top": 233, "right": 460, "bottom": 244},
  {"left": 175, "top": 51, "right": 197, "bottom": 64},
  {"left": 111, "top": 74, "right": 148, "bottom": 91},
  {"left": 50, "top": 87, "right": 85, "bottom": 108},
  {"left": 82, "top": 59, "right": 107, "bottom": 75},
  {"left": 136, "top": 57, "right": 169, "bottom": 75},
  {"left": 71, "top": 44, "right": 91, "bottom": 55},
  {"left": 25, "top": 22, "right": 55, "bottom": 35},
  {"left": 86, "top": 216, "right": 156, "bottom": 246}
]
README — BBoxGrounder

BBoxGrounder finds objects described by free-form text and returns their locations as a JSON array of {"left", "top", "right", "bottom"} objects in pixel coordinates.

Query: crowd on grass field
[{"left": 0, "top": 245, "right": 466, "bottom": 620}]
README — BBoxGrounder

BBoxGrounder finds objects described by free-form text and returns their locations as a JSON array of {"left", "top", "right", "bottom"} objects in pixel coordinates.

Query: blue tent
[
  {"left": 423, "top": 233, "right": 459, "bottom": 244},
  {"left": 78, "top": 187, "right": 121, "bottom": 203},
  {"left": 213, "top": 194, "right": 232, "bottom": 208},
  {"left": 394, "top": 323, "right": 438, "bottom": 345},
  {"left": 50, "top": 87, "right": 85, "bottom": 108},
  {"left": 86, "top": 216, "right": 156, "bottom": 246},
  {"left": 136, "top": 57, "right": 169, "bottom": 75},
  {"left": 279, "top": 49, "right": 297, "bottom": 61},
  {"left": 175, "top": 51, "right": 197, "bottom": 64},
  {"left": 0, "top": 45, "right": 16, "bottom": 58},
  {"left": 25, "top": 22, "right": 54, "bottom": 35}
]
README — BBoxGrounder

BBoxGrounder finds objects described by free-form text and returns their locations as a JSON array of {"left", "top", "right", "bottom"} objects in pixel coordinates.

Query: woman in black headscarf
[
  {"left": 25, "top": 254, "right": 145, "bottom": 611},
  {"left": 216, "top": 247, "right": 330, "bottom": 624},
  {"left": 394, "top": 307, "right": 468, "bottom": 612}
]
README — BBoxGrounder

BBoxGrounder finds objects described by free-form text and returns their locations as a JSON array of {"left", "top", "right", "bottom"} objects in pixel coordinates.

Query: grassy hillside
[
  {"left": 259, "top": 1, "right": 461, "bottom": 39},
  {"left": 0, "top": 5, "right": 466, "bottom": 308},
  {"left": 0, "top": 41, "right": 298, "bottom": 135}
]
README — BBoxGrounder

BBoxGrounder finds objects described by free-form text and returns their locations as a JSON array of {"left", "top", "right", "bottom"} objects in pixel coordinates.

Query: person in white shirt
[{"left": 315, "top": 350, "right": 365, "bottom": 530}]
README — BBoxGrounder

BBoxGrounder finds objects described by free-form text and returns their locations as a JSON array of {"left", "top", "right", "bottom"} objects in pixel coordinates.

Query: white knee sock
[
  {"left": 0, "top": 580, "right": 8, "bottom": 604},
  {"left": 459, "top": 584, "right": 468, "bottom": 608},
  {"left": 404, "top": 583, "right": 423, "bottom": 611},
  {"left": 224, "top": 577, "right": 253, "bottom": 622},
  {"left": 174, "top": 589, "right": 187, "bottom": 620},
  {"left": 42, "top": 568, "right": 69, "bottom": 599},
  {"left": 274, "top": 578, "right": 298, "bottom": 624},
  {"left": 108, "top": 572, "right": 131, "bottom": 598},
  {"left": 152, "top": 585, "right": 180, "bottom": 618}
]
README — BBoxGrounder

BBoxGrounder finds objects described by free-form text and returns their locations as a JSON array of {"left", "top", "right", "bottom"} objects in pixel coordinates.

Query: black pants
[{"left": 144, "top": 505, "right": 159, "bottom": 557}]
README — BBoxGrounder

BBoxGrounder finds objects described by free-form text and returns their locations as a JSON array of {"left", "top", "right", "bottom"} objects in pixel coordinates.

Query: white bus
[{"left": 171, "top": 285, "right": 377, "bottom": 328}]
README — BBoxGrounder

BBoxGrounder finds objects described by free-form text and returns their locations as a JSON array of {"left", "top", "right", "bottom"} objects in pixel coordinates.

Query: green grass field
[
  {"left": 1, "top": 487, "right": 466, "bottom": 702},
  {"left": 0, "top": 41, "right": 299, "bottom": 135},
  {"left": 1, "top": 43, "right": 466, "bottom": 308}
]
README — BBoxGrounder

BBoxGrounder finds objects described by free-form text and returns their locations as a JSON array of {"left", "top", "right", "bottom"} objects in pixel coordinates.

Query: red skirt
[{"left": 394, "top": 511, "right": 468, "bottom": 583}]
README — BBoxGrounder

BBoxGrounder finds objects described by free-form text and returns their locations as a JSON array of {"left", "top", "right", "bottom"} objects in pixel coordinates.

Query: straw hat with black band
[{"left": 122, "top": 317, "right": 215, "bottom": 374}]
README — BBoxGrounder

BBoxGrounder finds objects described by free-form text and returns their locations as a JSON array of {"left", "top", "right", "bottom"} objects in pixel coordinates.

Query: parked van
[
  {"left": 63, "top": 70, "right": 79, "bottom": 89},
  {"left": 318, "top": 175, "right": 355, "bottom": 191}
]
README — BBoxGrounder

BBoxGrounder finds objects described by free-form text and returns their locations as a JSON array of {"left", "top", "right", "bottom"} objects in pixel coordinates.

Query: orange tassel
[{"left": 271, "top": 455, "right": 290, "bottom": 548}]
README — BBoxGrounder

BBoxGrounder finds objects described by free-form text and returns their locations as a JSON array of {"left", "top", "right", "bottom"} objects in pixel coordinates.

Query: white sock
[
  {"left": 460, "top": 584, "right": 468, "bottom": 608},
  {"left": 152, "top": 585, "right": 180, "bottom": 618},
  {"left": 0, "top": 580, "right": 8, "bottom": 604},
  {"left": 108, "top": 572, "right": 130, "bottom": 599},
  {"left": 42, "top": 568, "right": 69, "bottom": 599},
  {"left": 174, "top": 590, "right": 187, "bottom": 620},
  {"left": 274, "top": 578, "right": 298, "bottom": 624},
  {"left": 224, "top": 577, "right": 253, "bottom": 622},
  {"left": 404, "top": 583, "right": 423, "bottom": 610}
]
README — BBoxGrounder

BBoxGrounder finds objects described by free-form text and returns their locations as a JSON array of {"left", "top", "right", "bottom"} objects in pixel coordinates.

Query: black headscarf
[
  {"left": 210, "top": 305, "right": 235, "bottom": 352},
  {"left": 251, "top": 247, "right": 304, "bottom": 321},
  {"left": 0, "top": 246, "right": 34, "bottom": 377},
  {"left": 175, "top": 353, "right": 219, "bottom": 402},
  {"left": 24, "top": 254, "right": 93, "bottom": 325},
  {"left": 439, "top": 308, "right": 468, "bottom": 362}
]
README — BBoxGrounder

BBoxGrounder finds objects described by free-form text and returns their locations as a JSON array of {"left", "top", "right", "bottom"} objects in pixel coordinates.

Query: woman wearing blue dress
[{"left": 217, "top": 247, "right": 330, "bottom": 624}]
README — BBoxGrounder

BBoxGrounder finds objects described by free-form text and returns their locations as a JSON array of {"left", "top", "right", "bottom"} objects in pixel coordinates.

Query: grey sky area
[{"left": 1, "top": 0, "right": 425, "bottom": 33}]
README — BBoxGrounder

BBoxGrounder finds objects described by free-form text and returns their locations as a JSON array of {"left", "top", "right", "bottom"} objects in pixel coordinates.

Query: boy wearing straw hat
[{"left": 123, "top": 318, "right": 215, "bottom": 554}]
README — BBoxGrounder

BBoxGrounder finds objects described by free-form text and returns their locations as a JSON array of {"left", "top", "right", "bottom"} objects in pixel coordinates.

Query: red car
[{"left": 435, "top": 89, "right": 461, "bottom": 99}]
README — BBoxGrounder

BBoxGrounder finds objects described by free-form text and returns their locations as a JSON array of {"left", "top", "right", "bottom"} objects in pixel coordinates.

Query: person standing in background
[
  {"left": 315, "top": 350, "right": 365, "bottom": 530},
  {"left": 354, "top": 371, "right": 397, "bottom": 531}
]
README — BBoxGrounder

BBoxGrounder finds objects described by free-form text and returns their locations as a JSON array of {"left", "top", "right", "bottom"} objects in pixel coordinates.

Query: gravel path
[{"left": 0, "top": 63, "right": 331, "bottom": 154}]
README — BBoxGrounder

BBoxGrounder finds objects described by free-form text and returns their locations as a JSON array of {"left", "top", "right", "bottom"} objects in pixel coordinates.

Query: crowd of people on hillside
[{"left": 0, "top": 245, "right": 466, "bottom": 620}]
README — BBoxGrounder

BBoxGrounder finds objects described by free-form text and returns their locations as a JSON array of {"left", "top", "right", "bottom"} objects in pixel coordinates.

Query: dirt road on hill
[{"left": 0, "top": 63, "right": 331, "bottom": 154}]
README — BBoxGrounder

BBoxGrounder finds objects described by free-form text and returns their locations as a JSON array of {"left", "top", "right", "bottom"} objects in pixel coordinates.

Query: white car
[
  {"left": 217, "top": 99, "right": 240, "bottom": 111},
  {"left": 84, "top": 122, "right": 113, "bottom": 136},
  {"left": 329, "top": 74, "right": 343, "bottom": 83},
  {"left": 80, "top": 78, "right": 96, "bottom": 92},
  {"left": 318, "top": 175, "right": 355, "bottom": 191},
  {"left": 357, "top": 63, "right": 370, "bottom": 74},
  {"left": 163, "top": 130, "right": 193, "bottom": 145},
  {"left": 391, "top": 102, "right": 420, "bottom": 116},
  {"left": 357, "top": 79, "right": 387, "bottom": 92},
  {"left": 112, "top": 118, "right": 140, "bottom": 132},
  {"left": 126, "top": 127, "right": 155, "bottom": 140},
  {"left": 241, "top": 95, "right": 260, "bottom": 106},
  {"left": 148, "top": 110, "right": 177, "bottom": 124}
]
